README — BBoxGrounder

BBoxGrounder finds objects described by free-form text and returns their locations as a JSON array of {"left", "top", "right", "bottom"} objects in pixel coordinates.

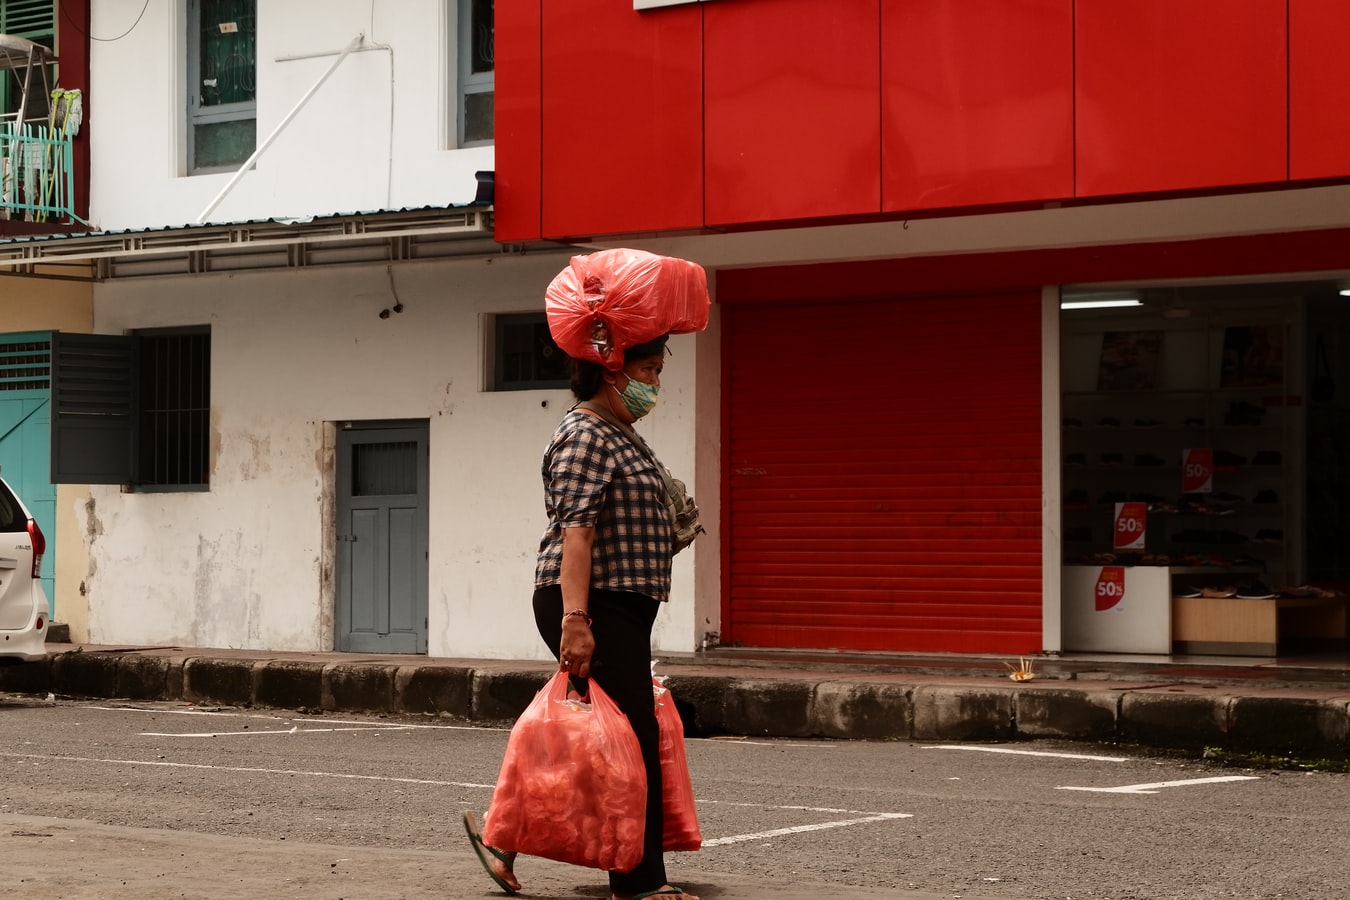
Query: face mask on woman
[{"left": 614, "top": 376, "right": 659, "bottom": 419}]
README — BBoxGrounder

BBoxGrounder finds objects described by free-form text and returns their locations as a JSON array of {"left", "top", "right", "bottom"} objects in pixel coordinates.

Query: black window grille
[{"left": 137, "top": 328, "right": 211, "bottom": 488}]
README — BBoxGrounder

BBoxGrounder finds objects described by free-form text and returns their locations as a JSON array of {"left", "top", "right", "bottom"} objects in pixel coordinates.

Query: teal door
[{"left": 0, "top": 332, "right": 55, "bottom": 612}]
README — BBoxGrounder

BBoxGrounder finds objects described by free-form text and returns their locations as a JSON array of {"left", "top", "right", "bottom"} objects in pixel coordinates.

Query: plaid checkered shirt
[{"left": 535, "top": 410, "right": 673, "bottom": 603}]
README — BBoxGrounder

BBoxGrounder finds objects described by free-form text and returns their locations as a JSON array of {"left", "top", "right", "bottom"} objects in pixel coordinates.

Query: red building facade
[{"left": 495, "top": 0, "right": 1350, "bottom": 656}]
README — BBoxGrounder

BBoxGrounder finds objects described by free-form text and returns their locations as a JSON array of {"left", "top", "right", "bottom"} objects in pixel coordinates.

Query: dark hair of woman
[{"left": 567, "top": 333, "right": 670, "bottom": 401}]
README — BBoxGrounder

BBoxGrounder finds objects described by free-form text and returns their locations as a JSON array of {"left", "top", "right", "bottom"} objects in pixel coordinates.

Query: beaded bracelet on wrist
[{"left": 562, "top": 608, "right": 593, "bottom": 627}]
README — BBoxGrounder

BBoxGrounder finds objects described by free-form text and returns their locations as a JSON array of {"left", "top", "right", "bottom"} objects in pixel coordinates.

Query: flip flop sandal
[
  {"left": 632, "top": 889, "right": 686, "bottom": 899},
  {"left": 462, "top": 810, "right": 518, "bottom": 895}
]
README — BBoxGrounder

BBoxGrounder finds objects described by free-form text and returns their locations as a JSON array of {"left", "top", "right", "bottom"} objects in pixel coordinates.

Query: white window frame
[
  {"left": 186, "top": 0, "right": 257, "bottom": 175},
  {"left": 457, "top": 0, "right": 493, "bottom": 147}
]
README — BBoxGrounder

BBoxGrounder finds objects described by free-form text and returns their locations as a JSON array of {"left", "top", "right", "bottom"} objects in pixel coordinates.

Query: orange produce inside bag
[{"left": 483, "top": 672, "right": 647, "bottom": 872}]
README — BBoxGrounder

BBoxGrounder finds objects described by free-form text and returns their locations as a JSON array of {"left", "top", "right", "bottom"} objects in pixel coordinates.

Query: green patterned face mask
[{"left": 615, "top": 377, "right": 659, "bottom": 419}]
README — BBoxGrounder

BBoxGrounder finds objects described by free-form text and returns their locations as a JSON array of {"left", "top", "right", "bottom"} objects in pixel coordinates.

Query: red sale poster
[
  {"left": 1095, "top": 566, "right": 1126, "bottom": 611},
  {"left": 1113, "top": 502, "right": 1147, "bottom": 550},
  {"left": 1182, "top": 448, "right": 1213, "bottom": 493}
]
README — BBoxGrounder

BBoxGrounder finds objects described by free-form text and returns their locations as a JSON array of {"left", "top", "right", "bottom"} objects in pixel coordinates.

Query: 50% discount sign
[
  {"left": 1112, "top": 501, "right": 1147, "bottom": 551},
  {"left": 1094, "top": 565, "right": 1127, "bottom": 611},
  {"left": 1182, "top": 447, "right": 1213, "bottom": 493}
]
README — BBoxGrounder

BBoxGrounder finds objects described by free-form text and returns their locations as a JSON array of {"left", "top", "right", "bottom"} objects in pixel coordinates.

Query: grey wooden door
[{"left": 335, "top": 421, "right": 428, "bottom": 653}]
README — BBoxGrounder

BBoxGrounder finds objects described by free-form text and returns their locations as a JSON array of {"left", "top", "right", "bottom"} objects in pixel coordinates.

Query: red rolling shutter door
[{"left": 723, "top": 292, "right": 1043, "bottom": 654}]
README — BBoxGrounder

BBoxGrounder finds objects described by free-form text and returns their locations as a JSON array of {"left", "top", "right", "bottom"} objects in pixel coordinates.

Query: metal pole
[{"left": 197, "top": 33, "right": 365, "bottom": 224}]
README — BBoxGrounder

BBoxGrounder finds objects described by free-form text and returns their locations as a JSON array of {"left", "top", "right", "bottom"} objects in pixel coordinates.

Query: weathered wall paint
[{"left": 85, "top": 253, "right": 707, "bottom": 659}]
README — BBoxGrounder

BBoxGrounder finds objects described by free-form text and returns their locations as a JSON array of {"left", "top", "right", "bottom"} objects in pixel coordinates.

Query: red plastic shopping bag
[
  {"left": 654, "top": 679, "right": 702, "bottom": 851},
  {"left": 545, "top": 248, "right": 710, "bottom": 370},
  {"left": 482, "top": 672, "right": 647, "bottom": 872}
]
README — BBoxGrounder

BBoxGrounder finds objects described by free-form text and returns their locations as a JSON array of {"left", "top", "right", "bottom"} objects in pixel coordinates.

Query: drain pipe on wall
[{"left": 197, "top": 32, "right": 367, "bottom": 224}]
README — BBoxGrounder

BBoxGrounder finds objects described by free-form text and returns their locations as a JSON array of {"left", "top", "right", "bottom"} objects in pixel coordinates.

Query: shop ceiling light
[{"left": 1060, "top": 291, "right": 1143, "bottom": 310}]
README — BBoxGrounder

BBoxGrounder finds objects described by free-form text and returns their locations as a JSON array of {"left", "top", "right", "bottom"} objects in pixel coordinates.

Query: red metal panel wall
[
  {"left": 704, "top": 0, "right": 881, "bottom": 226},
  {"left": 539, "top": 1, "right": 703, "bottom": 238},
  {"left": 1075, "top": 0, "right": 1287, "bottom": 197},
  {"left": 1290, "top": 0, "right": 1350, "bottom": 181},
  {"left": 881, "top": 0, "right": 1073, "bottom": 212},
  {"left": 722, "top": 291, "right": 1043, "bottom": 654},
  {"left": 494, "top": 0, "right": 543, "bottom": 242},
  {"left": 58, "top": 0, "right": 92, "bottom": 222}
]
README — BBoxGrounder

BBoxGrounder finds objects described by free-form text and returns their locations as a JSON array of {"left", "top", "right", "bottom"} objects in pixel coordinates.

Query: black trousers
[{"left": 533, "top": 584, "right": 666, "bottom": 895}]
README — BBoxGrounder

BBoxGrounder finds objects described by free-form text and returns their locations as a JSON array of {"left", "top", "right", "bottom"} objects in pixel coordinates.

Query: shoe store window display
[{"left": 465, "top": 251, "right": 709, "bottom": 900}]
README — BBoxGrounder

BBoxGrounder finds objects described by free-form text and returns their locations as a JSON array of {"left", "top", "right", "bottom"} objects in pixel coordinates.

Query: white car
[{"left": 0, "top": 475, "right": 48, "bottom": 662}]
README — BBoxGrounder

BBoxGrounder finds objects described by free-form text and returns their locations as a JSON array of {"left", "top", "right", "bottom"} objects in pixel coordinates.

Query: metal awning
[
  {"left": 0, "top": 205, "right": 520, "bottom": 281},
  {"left": 0, "top": 34, "right": 55, "bottom": 69}
]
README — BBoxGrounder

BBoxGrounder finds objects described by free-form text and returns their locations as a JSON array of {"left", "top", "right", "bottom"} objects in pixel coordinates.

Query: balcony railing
[{"left": 1, "top": 122, "right": 76, "bottom": 225}]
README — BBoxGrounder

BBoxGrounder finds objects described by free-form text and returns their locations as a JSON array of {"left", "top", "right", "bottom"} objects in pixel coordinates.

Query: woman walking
[{"left": 464, "top": 331, "right": 700, "bottom": 900}]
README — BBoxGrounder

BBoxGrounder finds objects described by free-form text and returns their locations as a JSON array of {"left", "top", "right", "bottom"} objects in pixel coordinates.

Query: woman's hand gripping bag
[
  {"left": 546, "top": 248, "right": 710, "bottom": 370},
  {"left": 482, "top": 672, "right": 647, "bottom": 872},
  {"left": 654, "top": 679, "right": 702, "bottom": 851}
]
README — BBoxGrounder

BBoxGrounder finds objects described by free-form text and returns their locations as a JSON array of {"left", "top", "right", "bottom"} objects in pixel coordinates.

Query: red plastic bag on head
[
  {"left": 654, "top": 679, "right": 702, "bottom": 851},
  {"left": 482, "top": 672, "right": 646, "bottom": 872},
  {"left": 546, "top": 248, "right": 710, "bottom": 370}
]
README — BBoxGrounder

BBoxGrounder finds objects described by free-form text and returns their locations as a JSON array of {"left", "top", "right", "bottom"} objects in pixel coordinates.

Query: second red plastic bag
[
  {"left": 483, "top": 672, "right": 647, "bottom": 872},
  {"left": 654, "top": 679, "right": 702, "bottom": 851}
]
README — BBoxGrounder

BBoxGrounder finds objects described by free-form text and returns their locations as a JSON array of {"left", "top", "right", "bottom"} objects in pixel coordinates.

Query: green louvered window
[
  {"left": 1, "top": 0, "right": 55, "bottom": 124},
  {"left": 186, "top": 0, "right": 256, "bottom": 174}
]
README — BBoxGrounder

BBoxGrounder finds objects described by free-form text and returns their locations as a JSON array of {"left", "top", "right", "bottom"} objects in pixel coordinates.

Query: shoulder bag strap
[{"left": 574, "top": 401, "right": 675, "bottom": 494}]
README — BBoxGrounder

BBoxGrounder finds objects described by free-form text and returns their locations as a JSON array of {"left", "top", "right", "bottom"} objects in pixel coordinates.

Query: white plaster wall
[
  {"left": 89, "top": 0, "right": 490, "bottom": 231},
  {"left": 84, "top": 252, "right": 709, "bottom": 659}
]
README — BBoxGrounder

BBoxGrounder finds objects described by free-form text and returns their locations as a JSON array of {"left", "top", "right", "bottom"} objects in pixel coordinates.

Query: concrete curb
[{"left": 5, "top": 648, "right": 1348, "bottom": 759}]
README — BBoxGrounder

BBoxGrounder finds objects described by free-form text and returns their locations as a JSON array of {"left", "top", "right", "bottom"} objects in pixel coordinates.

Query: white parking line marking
[
  {"left": 0, "top": 752, "right": 494, "bottom": 789},
  {"left": 924, "top": 744, "right": 1128, "bottom": 762},
  {"left": 701, "top": 813, "right": 912, "bottom": 847},
  {"left": 138, "top": 725, "right": 417, "bottom": 737},
  {"left": 698, "top": 800, "right": 883, "bottom": 815},
  {"left": 1057, "top": 775, "right": 1260, "bottom": 794}
]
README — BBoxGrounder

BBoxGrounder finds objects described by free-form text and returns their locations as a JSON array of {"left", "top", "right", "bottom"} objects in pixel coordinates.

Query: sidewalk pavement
[{"left": 3, "top": 642, "right": 1348, "bottom": 760}]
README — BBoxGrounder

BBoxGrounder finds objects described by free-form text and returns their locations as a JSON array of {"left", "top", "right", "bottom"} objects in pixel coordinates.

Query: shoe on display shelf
[
  {"left": 1235, "top": 581, "right": 1276, "bottom": 599},
  {"left": 1224, "top": 401, "right": 1266, "bottom": 426}
]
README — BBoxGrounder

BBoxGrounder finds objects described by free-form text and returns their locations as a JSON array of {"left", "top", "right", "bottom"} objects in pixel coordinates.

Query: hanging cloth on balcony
[{"left": 49, "top": 89, "right": 82, "bottom": 137}]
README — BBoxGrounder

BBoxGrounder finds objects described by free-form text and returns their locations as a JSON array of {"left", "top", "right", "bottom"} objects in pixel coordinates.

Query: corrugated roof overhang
[{"left": 0, "top": 206, "right": 522, "bottom": 281}]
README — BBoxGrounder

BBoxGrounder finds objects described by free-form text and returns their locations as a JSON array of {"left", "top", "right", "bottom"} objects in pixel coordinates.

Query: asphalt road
[{"left": 1, "top": 694, "right": 1346, "bottom": 899}]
